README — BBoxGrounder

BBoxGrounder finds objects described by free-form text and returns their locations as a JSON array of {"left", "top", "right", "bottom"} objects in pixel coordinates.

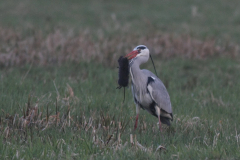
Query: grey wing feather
[{"left": 142, "top": 69, "right": 172, "bottom": 114}]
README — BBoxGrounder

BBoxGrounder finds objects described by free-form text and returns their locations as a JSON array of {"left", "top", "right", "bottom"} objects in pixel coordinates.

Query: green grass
[
  {"left": 1, "top": 59, "right": 240, "bottom": 159},
  {"left": 0, "top": 0, "right": 240, "bottom": 42}
]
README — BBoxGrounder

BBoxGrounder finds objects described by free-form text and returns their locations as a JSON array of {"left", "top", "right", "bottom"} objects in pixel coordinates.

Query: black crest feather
[{"left": 117, "top": 56, "right": 129, "bottom": 102}]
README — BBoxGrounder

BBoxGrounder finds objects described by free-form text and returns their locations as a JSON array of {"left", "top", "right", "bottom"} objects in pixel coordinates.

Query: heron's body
[{"left": 125, "top": 45, "right": 173, "bottom": 131}]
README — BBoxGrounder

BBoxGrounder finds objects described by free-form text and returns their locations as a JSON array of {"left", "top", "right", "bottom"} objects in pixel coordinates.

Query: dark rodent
[
  {"left": 117, "top": 56, "right": 129, "bottom": 102},
  {"left": 117, "top": 56, "right": 129, "bottom": 88}
]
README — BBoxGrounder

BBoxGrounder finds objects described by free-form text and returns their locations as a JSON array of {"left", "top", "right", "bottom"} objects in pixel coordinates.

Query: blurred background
[
  {"left": 0, "top": 0, "right": 239, "bottom": 67},
  {"left": 0, "top": 0, "right": 240, "bottom": 159},
  {"left": 1, "top": 0, "right": 240, "bottom": 40}
]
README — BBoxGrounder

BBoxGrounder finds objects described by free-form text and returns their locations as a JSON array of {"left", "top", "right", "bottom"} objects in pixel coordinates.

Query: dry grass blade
[
  {"left": 135, "top": 141, "right": 148, "bottom": 152},
  {"left": 105, "top": 134, "right": 113, "bottom": 146},
  {"left": 155, "top": 145, "right": 166, "bottom": 152}
]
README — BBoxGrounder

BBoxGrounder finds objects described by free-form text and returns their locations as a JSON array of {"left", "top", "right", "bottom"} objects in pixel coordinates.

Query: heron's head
[{"left": 125, "top": 45, "right": 149, "bottom": 63}]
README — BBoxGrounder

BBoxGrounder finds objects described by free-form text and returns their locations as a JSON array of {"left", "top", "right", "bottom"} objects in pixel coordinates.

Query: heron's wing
[{"left": 142, "top": 70, "right": 172, "bottom": 114}]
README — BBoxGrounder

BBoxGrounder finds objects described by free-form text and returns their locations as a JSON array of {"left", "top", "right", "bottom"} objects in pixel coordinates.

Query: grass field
[
  {"left": 1, "top": 0, "right": 240, "bottom": 159},
  {"left": 1, "top": 0, "right": 240, "bottom": 41}
]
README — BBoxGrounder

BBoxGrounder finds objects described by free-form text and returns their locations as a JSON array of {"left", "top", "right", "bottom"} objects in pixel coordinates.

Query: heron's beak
[{"left": 125, "top": 50, "right": 139, "bottom": 60}]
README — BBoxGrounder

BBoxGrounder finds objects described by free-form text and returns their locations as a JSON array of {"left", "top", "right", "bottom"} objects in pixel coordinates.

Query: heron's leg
[
  {"left": 134, "top": 105, "right": 140, "bottom": 130},
  {"left": 158, "top": 115, "right": 162, "bottom": 132},
  {"left": 155, "top": 106, "right": 162, "bottom": 132}
]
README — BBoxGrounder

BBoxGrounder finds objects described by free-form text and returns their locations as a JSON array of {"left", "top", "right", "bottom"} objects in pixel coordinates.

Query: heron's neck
[
  {"left": 129, "top": 61, "right": 143, "bottom": 84},
  {"left": 129, "top": 60, "right": 147, "bottom": 101}
]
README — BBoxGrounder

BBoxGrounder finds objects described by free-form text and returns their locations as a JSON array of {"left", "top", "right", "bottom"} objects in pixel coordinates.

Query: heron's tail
[
  {"left": 160, "top": 116, "right": 172, "bottom": 126},
  {"left": 160, "top": 111, "right": 173, "bottom": 126}
]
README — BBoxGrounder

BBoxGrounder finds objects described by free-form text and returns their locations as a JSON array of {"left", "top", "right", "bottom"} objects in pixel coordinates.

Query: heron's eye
[{"left": 137, "top": 49, "right": 141, "bottom": 53}]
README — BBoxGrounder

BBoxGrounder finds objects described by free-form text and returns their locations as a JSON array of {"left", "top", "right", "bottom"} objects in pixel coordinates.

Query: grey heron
[{"left": 125, "top": 45, "right": 173, "bottom": 131}]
